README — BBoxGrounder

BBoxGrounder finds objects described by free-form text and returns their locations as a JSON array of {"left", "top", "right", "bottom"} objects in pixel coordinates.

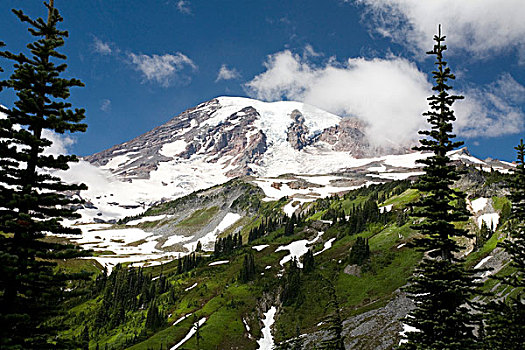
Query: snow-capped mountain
[
  {"left": 53, "top": 96, "right": 515, "bottom": 270},
  {"left": 69, "top": 96, "right": 512, "bottom": 223},
  {"left": 85, "top": 96, "right": 385, "bottom": 179}
]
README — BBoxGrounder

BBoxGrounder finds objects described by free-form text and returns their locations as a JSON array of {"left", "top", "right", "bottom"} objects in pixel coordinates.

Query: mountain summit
[{"left": 85, "top": 96, "right": 408, "bottom": 180}]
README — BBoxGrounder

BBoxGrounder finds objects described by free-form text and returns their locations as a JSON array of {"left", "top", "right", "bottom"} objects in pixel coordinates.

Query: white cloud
[
  {"left": 215, "top": 64, "right": 241, "bottom": 82},
  {"left": 93, "top": 37, "right": 113, "bottom": 55},
  {"left": 455, "top": 74, "right": 525, "bottom": 138},
  {"left": 42, "top": 130, "right": 75, "bottom": 156},
  {"left": 246, "top": 50, "right": 430, "bottom": 146},
  {"left": 100, "top": 99, "right": 111, "bottom": 112},
  {"left": 177, "top": 0, "right": 191, "bottom": 14},
  {"left": 352, "top": 0, "right": 525, "bottom": 61},
  {"left": 129, "top": 53, "right": 197, "bottom": 87},
  {"left": 303, "top": 44, "right": 322, "bottom": 58},
  {"left": 246, "top": 49, "right": 524, "bottom": 146},
  {"left": 2, "top": 109, "right": 75, "bottom": 156}
]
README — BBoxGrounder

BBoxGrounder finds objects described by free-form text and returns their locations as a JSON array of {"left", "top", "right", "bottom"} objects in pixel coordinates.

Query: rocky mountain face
[
  {"left": 286, "top": 110, "right": 311, "bottom": 150},
  {"left": 317, "top": 118, "right": 369, "bottom": 154},
  {"left": 85, "top": 97, "right": 395, "bottom": 180}
]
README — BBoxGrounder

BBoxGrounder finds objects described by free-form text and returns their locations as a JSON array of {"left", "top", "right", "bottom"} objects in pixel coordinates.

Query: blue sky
[{"left": 0, "top": 0, "right": 524, "bottom": 161}]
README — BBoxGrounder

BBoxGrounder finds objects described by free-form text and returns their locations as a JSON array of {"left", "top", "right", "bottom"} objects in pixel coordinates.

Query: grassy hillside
[{"left": 53, "top": 173, "right": 515, "bottom": 349}]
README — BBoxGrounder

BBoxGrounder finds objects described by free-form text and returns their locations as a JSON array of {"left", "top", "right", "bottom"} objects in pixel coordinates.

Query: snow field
[
  {"left": 470, "top": 197, "right": 488, "bottom": 213},
  {"left": 366, "top": 171, "right": 425, "bottom": 180},
  {"left": 379, "top": 204, "right": 393, "bottom": 213},
  {"left": 183, "top": 212, "right": 241, "bottom": 252},
  {"left": 126, "top": 214, "right": 171, "bottom": 226},
  {"left": 185, "top": 282, "right": 198, "bottom": 291},
  {"left": 101, "top": 154, "right": 134, "bottom": 170},
  {"left": 162, "top": 234, "right": 189, "bottom": 248},
  {"left": 257, "top": 306, "right": 277, "bottom": 350},
  {"left": 64, "top": 211, "right": 242, "bottom": 271},
  {"left": 367, "top": 165, "right": 387, "bottom": 172},
  {"left": 276, "top": 231, "right": 324, "bottom": 268},
  {"left": 243, "top": 318, "right": 251, "bottom": 332},
  {"left": 208, "top": 260, "right": 229, "bottom": 266},
  {"left": 172, "top": 313, "right": 192, "bottom": 326},
  {"left": 254, "top": 177, "right": 364, "bottom": 212},
  {"left": 313, "top": 238, "right": 336, "bottom": 256},
  {"left": 399, "top": 323, "right": 420, "bottom": 345},
  {"left": 474, "top": 256, "right": 492, "bottom": 269},
  {"left": 252, "top": 244, "right": 269, "bottom": 251},
  {"left": 283, "top": 200, "right": 300, "bottom": 217},
  {"left": 160, "top": 140, "right": 188, "bottom": 157}
]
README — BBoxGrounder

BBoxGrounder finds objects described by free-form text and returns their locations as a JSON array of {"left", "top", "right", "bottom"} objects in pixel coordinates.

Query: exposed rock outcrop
[
  {"left": 287, "top": 110, "right": 311, "bottom": 150},
  {"left": 300, "top": 291, "right": 414, "bottom": 350},
  {"left": 317, "top": 118, "right": 369, "bottom": 157}
]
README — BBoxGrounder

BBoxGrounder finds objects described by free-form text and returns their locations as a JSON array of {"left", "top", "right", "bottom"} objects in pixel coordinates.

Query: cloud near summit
[
  {"left": 245, "top": 49, "right": 525, "bottom": 146},
  {"left": 246, "top": 50, "right": 430, "bottom": 146}
]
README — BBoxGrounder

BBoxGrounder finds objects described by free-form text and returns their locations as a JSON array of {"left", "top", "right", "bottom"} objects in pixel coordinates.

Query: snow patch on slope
[
  {"left": 126, "top": 214, "right": 171, "bottom": 226},
  {"left": 184, "top": 212, "right": 241, "bottom": 252},
  {"left": 257, "top": 306, "right": 277, "bottom": 350},
  {"left": 470, "top": 198, "right": 488, "bottom": 213},
  {"left": 276, "top": 231, "right": 324, "bottom": 268},
  {"left": 160, "top": 140, "right": 187, "bottom": 157},
  {"left": 170, "top": 317, "right": 207, "bottom": 350}
]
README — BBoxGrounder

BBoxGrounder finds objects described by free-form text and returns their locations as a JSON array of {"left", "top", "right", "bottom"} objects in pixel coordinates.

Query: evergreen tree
[
  {"left": 348, "top": 237, "right": 370, "bottom": 266},
  {"left": 475, "top": 220, "right": 491, "bottom": 250},
  {"left": 239, "top": 252, "right": 256, "bottom": 283},
  {"left": 145, "top": 300, "right": 164, "bottom": 331},
  {"left": 281, "top": 258, "right": 302, "bottom": 306},
  {"left": 400, "top": 26, "right": 478, "bottom": 349},
  {"left": 481, "top": 140, "right": 525, "bottom": 349},
  {"left": 0, "top": 2, "right": 89, "bottom": 348},
  {"left": 500, "top": 201, "right": 511, "bottom": 223},
  {"left": 193, "top": 313, "right": 204, "bottom": 348},
  {"left": 177, "top": 255, "right": 182, "bottom": 275},
  {"left": 319, "top": 275, "right": 344, "bottom": 350},
  {"left": 499, "top": 139, "right": 525, "bottom": 288},
  {"left": 284, "top": 213, "right": 296, "bottom": 236},
  {"left": 302, "top": 249, "right": 315, "bottom": 273}
]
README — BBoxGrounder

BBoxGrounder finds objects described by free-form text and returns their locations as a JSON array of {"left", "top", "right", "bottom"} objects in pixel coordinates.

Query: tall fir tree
[
  {"left": 400, "top": 26, "right": 479, "bottom": 349},
  {"left": 481, "top": 139, "right": 525, "bottom": 349},
  {"left": 0, "top": 1, "right": 89, "bottom": 348},
  {"left": 348, "top": 237, "right": 370, "bottom": 266},
  {"left": 302, "top": 248, "right": 315, "bottom": 273},
  {"left": 239, "top": 252, "right": 256, "bottom": 283},
  {"left": 319, "top": 274, "right": 345, "bottom": 350},
  {"left": 281, "top": 257, "right": 302, "bottom": 306}
]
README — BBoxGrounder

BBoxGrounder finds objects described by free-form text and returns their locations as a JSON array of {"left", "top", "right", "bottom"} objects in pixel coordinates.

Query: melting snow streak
[
  {"left": 170, "top": 317, "right": 207, "bottom": 350},
  {"left": 257, "top": 306, "right": 277, "bottom": 350}
]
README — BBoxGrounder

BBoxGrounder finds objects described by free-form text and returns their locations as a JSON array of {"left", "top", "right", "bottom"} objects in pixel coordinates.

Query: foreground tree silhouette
[
  {"left": 400, "top": 26, "right": 479, "bottom": 349},
  {"left": 481, "top": 139, "right": 525, "bottom": 349},
  {"left": 0, "top": 1, "right": 88, "bottom": 348}
]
